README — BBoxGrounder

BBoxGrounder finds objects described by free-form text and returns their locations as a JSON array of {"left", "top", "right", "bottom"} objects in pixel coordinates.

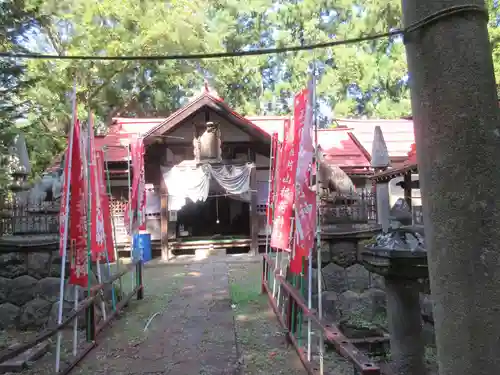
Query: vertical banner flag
[
  {"left": 291, "top": 86, "right": 316, "bottom": 274},
  {"left": 88, "top": 114, "right": 106, "bottom": 262},
  {"left": 295, "top": 84, "right": 314, "bottom": 188},
  {"left": 126, "top": 137, "right": 146, "bottom": 234},
  {"left": 68, "top": 120, "right": 89, "bottom": 287},
  {"left": 270, "top": 109, "right": 303, "bottom": 250},
  {"left": 137, "top": 139, "right": 146, "bottom": 231},
  {"left": 266, "top": 132, "right": 279, "bottom": 225},
  {"left": 95, "top": 150, "right": 116, "bottom": 262},
  {"left": 59, "top": 133, "right": 72, "bottom": 257},
  {"left": 59, "top": 93, "right": 78, "bottom": 257}
]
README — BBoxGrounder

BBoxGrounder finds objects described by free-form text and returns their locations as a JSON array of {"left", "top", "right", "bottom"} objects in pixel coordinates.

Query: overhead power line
[
  {"left": 0, "top": 5, "right": 486, "bottom": 62},
  {"left": 1, "top": 30, "right": 403, "bottom": 61}
]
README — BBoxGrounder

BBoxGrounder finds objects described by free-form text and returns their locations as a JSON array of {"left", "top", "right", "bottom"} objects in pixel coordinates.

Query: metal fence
[
  {"left": 0, "top": 197, "right": 129, "bottom": 237},
  {"left": 319, "top": 190, "right": 377, "bottom": 225}
]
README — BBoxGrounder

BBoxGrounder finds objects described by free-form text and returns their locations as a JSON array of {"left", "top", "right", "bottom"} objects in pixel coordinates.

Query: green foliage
[{"left": 2, "top": 0, "right": 500, "bottom": 180}]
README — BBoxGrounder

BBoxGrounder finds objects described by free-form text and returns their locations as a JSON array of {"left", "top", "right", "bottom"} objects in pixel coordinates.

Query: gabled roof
[
  {"left": 96, "top": 118, "right": 166, "bottom": 162},
  {"left": 337, "top": 118, "right": 415, "bottom": 158},
  {"left": 317, "top": 128, "right": 371, "bottom": 169},
  {"left": 371, "top": 142, "right": 418, "bottom": 182},
  {"left": 142, "top": 92, "right": 271, "bottom": 145},
  {"left": 246, "top": 116, "right": 289, "bottom": 141}
]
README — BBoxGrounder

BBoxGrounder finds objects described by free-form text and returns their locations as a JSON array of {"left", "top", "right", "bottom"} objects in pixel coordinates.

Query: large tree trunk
[{"left": 401, "top": 0, "right": 500, "bottom": 374}]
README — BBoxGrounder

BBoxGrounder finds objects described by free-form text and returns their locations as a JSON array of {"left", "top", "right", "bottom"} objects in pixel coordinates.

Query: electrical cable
[{"left": 0, "top": 5, "right": 487, "bottom": 62}]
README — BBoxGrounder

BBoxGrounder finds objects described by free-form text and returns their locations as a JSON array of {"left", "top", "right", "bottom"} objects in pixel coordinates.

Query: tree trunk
[{"left": 401, "top": 0, "right": 500, "bottom": 374}]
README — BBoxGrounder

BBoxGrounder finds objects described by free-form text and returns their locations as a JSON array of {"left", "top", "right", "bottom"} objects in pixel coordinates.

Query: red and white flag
[
  {"left": 68, "top": 120, "right": 89, "bottom": 287},
  {"left": 270, "top": 112, "right": 302, "bottom": 250},
  {"left": 125, "top": 137, "right": 146, "bottom": 234},
  {"left": 290, "top": 86, "right": 316, "bottom": 274},
  {"left": 87, "top": 114, "right": 107, "bottom": 262},
  {"left": 266, "top": 132, "right": 279, "bottom": 226},
  {"left": 95, "top": 150, "right": 116, "bottom": 262},
  {"left": 59, "top": 135, "right": 72, "bottom": 257}
]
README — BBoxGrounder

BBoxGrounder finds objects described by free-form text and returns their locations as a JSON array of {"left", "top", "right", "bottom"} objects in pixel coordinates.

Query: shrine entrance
[
  {"left": 141, "top": 87, "right": 271, "bottom": 259},
  {"left": 176, "top": 195, "right": 250, "bottom": 238}
]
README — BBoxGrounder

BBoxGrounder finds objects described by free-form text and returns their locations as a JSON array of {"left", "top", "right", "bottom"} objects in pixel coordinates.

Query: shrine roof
[
  {"left": 142, "top": 90, "right": 273, "bottom": 146},
  {"left": 371, "top": 143, "right": 418, "bottom": 182},
  {"left": 317, "top": 128, "right": 371, "bottom": 169},
  {"left": 87, "top": 116, "right": 290, "bottom": 164},
  {"left": 337, "top": 118, "right": 415, "bottom": 158}
]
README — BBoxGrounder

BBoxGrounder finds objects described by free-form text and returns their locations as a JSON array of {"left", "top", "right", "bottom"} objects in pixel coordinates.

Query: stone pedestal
[
  {"left": 361, "top": 229, "right": 428, "bottom": 375},
  {"left": 376, "top": 183, "right": 390, "bottom": 233},
  {"left": 385, "top": 278, "right": 426, "bottom": 375}
]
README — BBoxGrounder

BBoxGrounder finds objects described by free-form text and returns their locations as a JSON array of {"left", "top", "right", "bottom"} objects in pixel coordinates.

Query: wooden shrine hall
[
  {"left": 86, "top": 85, "right": 416, "bottom": 261},
  {"left": 96, "top": 86, "right": 280, "bottom": 260}
]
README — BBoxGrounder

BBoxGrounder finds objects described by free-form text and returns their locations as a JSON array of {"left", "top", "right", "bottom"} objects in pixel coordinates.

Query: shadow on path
[{"left": 74, "top": 262, "right": 240, "bottom": 375}]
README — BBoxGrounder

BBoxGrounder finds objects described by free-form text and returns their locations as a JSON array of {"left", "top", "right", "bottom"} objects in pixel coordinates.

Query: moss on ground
[
  {"left": 5, "top": 265, "right": 188, "bottom": 375},
  {"left": 228, "top": 262, "right": 305, "bottom": 375}
]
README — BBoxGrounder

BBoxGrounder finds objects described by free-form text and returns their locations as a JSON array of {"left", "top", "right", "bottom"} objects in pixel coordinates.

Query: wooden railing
[
  {"left": 261, "top": 254, "right": 380, "bottom": 375},
  {"left": 0, "top": 261, "right": 144, "bottom": 375}
]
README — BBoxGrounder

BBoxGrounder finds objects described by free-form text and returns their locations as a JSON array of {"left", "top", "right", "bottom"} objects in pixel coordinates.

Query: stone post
[
  {"left": 385, "top": 278, "right": 426, "bottom": 375},
  {"left": 371, "top": 126, "right": 391, "bottom": 232},
  {"left": 401, "top": 1, "right": 500, "bottom": 374}
]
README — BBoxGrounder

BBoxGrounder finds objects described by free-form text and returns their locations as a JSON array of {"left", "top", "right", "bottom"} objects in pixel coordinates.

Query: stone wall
[
  {"left": 0, "top": 245, "right": 77, "bottom": 330},
  {"left": 0, "top": 240, "right": 112, "bottom": 331},
  {"left": 315, "top": 240, "right": 435, "bottom": 343}
]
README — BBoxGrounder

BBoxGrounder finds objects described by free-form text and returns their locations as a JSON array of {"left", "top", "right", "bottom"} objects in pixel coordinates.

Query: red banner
[
  {"left": 59, "top": 132, "right": 72, "bottom": 257},
  {"left": 295, "top": 86, "right": 314, "bottom": 188},
  {"left": 290, "top": 86, "right": 316, "bottom": 274},
  {"left": 95, "top": 150, "right": 115, "bottom": 262},
  {"left": 137, "top": 139, "right": 146, "bottom": 231},
  {"left": 68, "top": 120, "right": 89, "bottom": 287},
  {"left": 270, "top": 107, "right": 303, "bottom": 250},
  {"left": 125, "top": 137, "right": 146, "bottom": 234},
  {"left": 88, "top": 114, "right": 107, "bottom": 262},
  {"left": 291, "top": 182, "right": 316, "bottom": 273},
  {"left": 266, "top": 132, "right": 279, "bottom": 225}
]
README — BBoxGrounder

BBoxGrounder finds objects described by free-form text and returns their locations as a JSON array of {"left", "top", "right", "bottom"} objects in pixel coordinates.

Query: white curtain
[
  {"left": 207, "top": 163, "right": 253, "bottom": 195},
  {"left": 161, "top": 162, "right": 254, "bottom": 211}
]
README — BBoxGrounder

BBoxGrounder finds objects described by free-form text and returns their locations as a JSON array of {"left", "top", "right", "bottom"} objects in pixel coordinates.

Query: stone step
[
  {"left": 0, "top": 341, "right": 50, "bottom": 373},
  {"left": 194, "top": 248, "right": 226, "bottom": 259}
]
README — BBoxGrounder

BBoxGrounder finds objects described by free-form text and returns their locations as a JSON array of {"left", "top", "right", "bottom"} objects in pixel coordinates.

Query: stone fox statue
[
  {"left": 193, "top": 121, "right": 222, "bottom": 161},
  {"left": 315, "top": 151, "right": 356, "bottom": 201}
]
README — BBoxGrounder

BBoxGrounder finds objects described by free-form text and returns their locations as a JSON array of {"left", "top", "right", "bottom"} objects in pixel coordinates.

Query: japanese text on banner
[{"left": 270, "top": 92, "right": 308, "bottom": 250}]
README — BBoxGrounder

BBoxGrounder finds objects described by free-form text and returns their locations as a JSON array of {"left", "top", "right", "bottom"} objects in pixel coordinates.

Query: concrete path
[
  {"left": 128, "top": 262, "right": 240, "bottom": 375},
  {"left": 74, "top": 261, "right": 241, "bottom": 375}
]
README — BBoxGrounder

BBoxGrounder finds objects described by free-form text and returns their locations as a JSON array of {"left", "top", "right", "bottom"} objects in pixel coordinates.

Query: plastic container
[{"left": 132, "top": 233, "right": 152, "bottom": 262}]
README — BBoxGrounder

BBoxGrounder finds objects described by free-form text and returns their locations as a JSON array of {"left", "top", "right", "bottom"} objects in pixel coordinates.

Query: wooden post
[
  {"left": 160, "top": 181, "right": 169, "bottom": 261},
  {"left": 250, "top": 166, "right": 258, "bottom": 256}
]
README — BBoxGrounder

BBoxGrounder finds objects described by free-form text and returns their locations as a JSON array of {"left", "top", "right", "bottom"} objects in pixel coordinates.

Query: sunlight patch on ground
[{"left": 228, "top": 262, "right": 305, "bottom": 375}]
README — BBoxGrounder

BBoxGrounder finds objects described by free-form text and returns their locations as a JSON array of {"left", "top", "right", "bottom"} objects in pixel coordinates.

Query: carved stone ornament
[{"left": 193, "top": 121, "right": 222, "bottom": 162}]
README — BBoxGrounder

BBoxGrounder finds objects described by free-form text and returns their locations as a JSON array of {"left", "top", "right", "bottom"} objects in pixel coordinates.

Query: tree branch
[{"left": 88, "top": 63, "right": 130, "bottom": 102}]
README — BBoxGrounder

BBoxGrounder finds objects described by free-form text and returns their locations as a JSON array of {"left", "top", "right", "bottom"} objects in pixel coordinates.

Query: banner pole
[
  {"left": 55, "top": 78, "right": 77, "bottom": 373},
  {"left": 71, "top": 240, "right": 79, "bottom": 356},
  {"left": 312, "top": 60, "right": 324, "bottom": 375},
  {"left": 264, "top": 133, "right": 275, "bottom": 291},
  {"left": 127, "top": 143, "right": 134, "bottom": 288},
  {"left": 307, "top": 72, "right": 315, "bottom": 361},
  {"left": 103, "top": 147, "right": 123, "bottom": 299},
  {"left": 86, "top": 108, "right": 93, "bottom": 342},
  {"left": 89, "top": 113, "right": 107, "bottom": 321}
]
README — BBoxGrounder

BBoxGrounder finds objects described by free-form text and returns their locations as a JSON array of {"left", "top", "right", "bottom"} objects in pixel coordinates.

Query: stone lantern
[{"left": 360, "top": 128, "right": 428, "bottom": 375}]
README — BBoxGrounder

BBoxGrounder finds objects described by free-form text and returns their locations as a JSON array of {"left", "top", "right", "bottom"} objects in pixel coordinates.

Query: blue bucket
[{"left": 132, "top": 233, "right": 152, "bottom": 263}]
